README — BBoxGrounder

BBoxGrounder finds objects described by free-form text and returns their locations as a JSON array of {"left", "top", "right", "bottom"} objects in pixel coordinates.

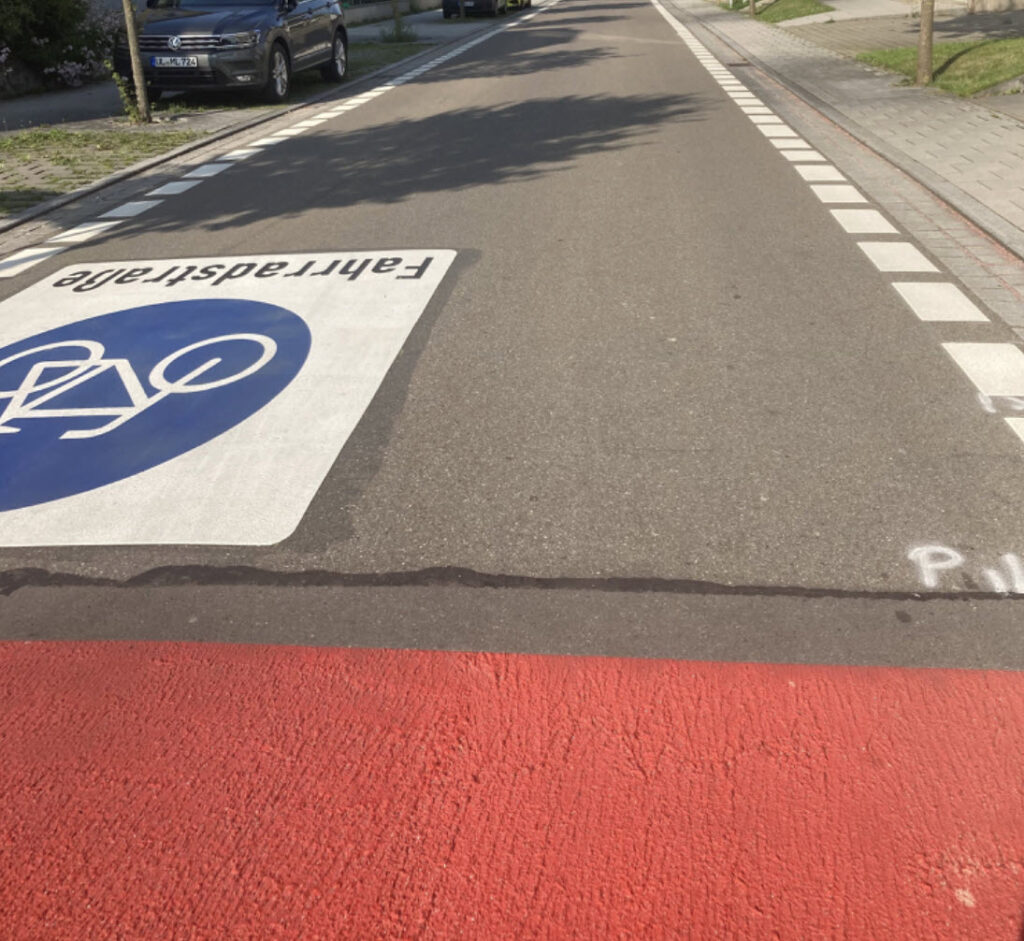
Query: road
[{"left": 2, "top": 1, "right": 1023, "bottom": 937}]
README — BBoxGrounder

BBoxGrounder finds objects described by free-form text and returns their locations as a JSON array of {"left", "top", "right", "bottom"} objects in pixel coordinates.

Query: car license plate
[{"left": 150, "top": 56, "right": 198, "bottom": 68}]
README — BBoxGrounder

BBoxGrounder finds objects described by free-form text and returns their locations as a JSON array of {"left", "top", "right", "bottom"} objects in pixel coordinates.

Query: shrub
[{"left": 0, "top": 0, "right": 120, "bottom": 88}]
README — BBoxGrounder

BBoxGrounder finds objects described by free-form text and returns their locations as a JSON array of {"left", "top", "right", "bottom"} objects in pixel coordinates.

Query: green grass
[
  {"left": 0, "top": 127, "right": 206, "bottom": 213},
  {"left": 728, "top": 0, "right": 833, "bottom": 23},
  {"left": 857, "top": 37, "right": 1024, "bottom": 96}
]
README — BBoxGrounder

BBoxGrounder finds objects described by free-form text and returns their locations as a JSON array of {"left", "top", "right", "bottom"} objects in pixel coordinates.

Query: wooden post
[{"left": 120, "top": 0, "right": 150, "bottom": 121}]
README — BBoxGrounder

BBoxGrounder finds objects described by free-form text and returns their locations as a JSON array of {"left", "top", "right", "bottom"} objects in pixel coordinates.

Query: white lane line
[
  {"left": 780, "top": 149, "right": 826, "bottom": 162},
  {"left": 794, "top": 164, "right": 845, "bottom": 182},
  {"left": 810, "top": 184, "right": 867, "bottom": 203},
  {"left": 100, "top": 200, "right": 163, "bottom": 219},
  {"left": 771, "top": 138, "right": 810, "bottom": 148},
  {"left": 943, "top": 343, "right": 1024, "bottom": 396},
  {"left": 221, "top": 148, "right": 261, "bottom": 160},
  {"left": 857, "top": 241, "right": 938, "bottom": 272},
  {"left": 148, "top": 180, "right": 202, "bottom": 196},
  {"left": 740, "top": 106, "right": 773, "bottom": 114},
  {"left": 749, "top": 115, "right": 783, "bottom": 124},
  {"left": 830, "top": 209, "right": 898, "bottom": 234},
  {"left": 47, "top": 220, "right": 122, "bottom": 243},
  {"left": 893, "top": 282, "right": 988, "bottom": 322},
  {"left": 758, "top": 125, "right": 799, "bottom": 138},
  {"left": 183, "top": 162, "right": 231, "bottom": 178},
  {"left": 248, "top": 136, "right": 285, "bottom": 146},
  {"left": 0, "top": 246, "right": 66, "bottom": 279},
  {"left": 271, "top": 128, "right": 307, "bottom": 138}
]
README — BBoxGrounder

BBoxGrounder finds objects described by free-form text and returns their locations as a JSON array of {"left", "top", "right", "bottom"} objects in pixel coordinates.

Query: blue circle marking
[{"left": 0, "top": 299, "right": 311, "bottom": 511}]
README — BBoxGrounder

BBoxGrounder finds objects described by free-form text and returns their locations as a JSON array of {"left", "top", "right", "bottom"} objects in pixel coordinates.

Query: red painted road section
[{"left": 2, "top": 642, "right": 1023, "bottom": 939}]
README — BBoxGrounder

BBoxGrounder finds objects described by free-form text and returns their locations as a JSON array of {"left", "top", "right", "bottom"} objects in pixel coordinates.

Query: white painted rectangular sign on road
[{"left": 0, "top": 250, "right": 455, "bottom": 546}]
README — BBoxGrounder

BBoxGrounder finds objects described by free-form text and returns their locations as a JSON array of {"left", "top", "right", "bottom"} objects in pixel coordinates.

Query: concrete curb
[
  {"left": 0, "top": 28, "right": 493, "bottom": 238},
  {"left": 677, "top": 7, "right": 1024, "bottom": 263}
]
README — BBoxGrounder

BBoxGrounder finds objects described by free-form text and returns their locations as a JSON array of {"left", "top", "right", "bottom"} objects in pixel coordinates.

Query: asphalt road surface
[{"left": 2, "top": 1, "right": 1023, "bottom": 937}]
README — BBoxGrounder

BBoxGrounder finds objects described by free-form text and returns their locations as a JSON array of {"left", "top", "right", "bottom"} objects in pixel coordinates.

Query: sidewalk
[{"left": 670, "top": 0, "right": 1024, "bottom": 260}]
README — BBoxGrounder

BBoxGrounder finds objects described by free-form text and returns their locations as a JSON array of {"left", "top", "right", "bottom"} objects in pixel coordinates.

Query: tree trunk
[
  {"left": 916, "top": 0, "right": 935, "bottom": 85},
  {"left": 120, "top": 0, "right": 150, "bottom": 122},
  {"left": 749, "top": 0, "right": 757, "bottom": 15},
  {"left": 392, "top": 0, "right": 402, "bottom": 34}
]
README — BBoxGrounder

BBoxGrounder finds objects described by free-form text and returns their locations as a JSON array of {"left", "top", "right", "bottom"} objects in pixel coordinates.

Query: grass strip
[
  {"left": 728, "top": 0, "right": 833, "bottom": 23},
  {"left": 857, "top": 37, "right": 1024, "bottom": 96},
  {"left": 0, "top": 42, "right": 431, "bottom": 214},
  {"left": 0, "top": 128, "right": 206, "bottom": 213}
]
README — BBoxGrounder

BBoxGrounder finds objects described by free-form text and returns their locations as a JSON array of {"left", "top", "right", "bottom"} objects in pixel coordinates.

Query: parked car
[
  {"left": 442, "top": 0, "right": 529, "bottom": 18},
  {"left": 113, "top": 0, "right": 348, "bottom": 103}
]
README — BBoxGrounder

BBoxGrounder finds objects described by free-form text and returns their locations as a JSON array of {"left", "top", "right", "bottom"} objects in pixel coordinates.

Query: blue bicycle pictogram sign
[{"left": 0, "top": 298, "right": 310, "bottom": 511}]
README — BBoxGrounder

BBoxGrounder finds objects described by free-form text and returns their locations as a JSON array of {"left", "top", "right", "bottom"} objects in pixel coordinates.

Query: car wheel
[
  {"left": 320, "top": 30, "right": 347, "bottom": 82},
  {"left": 263, "top": 42, "right": 291, "bottom": 103}
]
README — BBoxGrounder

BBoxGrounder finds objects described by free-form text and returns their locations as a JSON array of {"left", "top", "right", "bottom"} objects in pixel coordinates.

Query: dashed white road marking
[
  {"left": 943, "top": 343, "right": 1024, "bottom": 396},
  {"left": 780, "top": 148, "right": 826, "bottom": 162},
  {"left": 794, "top": 164, "right": 845, "bottom": 182},
  {"left": 183, "top": 162, "right": 232, "bottom": 178},
  {"left": 857, "top": 241, "right": 938, "bottom": 272},
  {"left": 47, "top": 220, "right": 122, "bottom": 243},
  {"left": 653, "top": 0, "right": 1024, "bottom": 456},
  {"left": 893, "top": 282, "right": 988, "bottom": 322},
  {"left": 829, "top": 209, "right": 898, "bottom": 234},
  {"left": 0, "top": 246, "right": 66, "bottom": 279},
  {"left": 810, "top": 184, "right": 867, "bottom": 203},
  {"left": 147, "top": 180, "right": 202, "bottom": 196},
  {"left": 757, "top": 125, "right": 799, "bottom": 138},
  {"left": 100, "top": 200, "right": 163, "bottom": 219},
  {"left": 221, "top": 149, "right": 262, "bottom": 161}
]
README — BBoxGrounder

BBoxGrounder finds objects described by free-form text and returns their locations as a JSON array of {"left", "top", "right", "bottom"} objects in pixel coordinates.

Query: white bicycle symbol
[{"left": 0, "top": 334, "right": 277, "bottom": 440}]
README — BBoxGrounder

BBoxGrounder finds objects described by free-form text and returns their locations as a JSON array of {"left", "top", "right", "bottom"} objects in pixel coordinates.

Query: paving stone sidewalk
[
  {"left": 786, "top": 8, "right": 1024, "bottom": 56},
  {"left": 670, "top": 0, "right": 1024, "bottom": 259}
]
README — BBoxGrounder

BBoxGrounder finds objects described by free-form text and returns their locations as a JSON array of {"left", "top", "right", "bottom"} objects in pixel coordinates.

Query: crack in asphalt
[{"left": 0, "top": 564, "right": 1016, "bottom": 600}]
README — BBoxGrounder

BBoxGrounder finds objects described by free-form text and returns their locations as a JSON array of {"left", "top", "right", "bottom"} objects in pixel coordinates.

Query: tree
[
  {"left": 120, "top": 0, "right": 151, "bottom": 122},
  {"left": 916, "top": 0, "right": 935, "bottom": 85}
]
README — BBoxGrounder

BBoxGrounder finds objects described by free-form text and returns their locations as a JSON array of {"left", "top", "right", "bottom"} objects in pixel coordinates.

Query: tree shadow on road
[
  {"left": 114, "top": 91, "right": 708, "bottom": 236},
  {"left": 413, "top": 29, "right": 618, "bottom": 80}
]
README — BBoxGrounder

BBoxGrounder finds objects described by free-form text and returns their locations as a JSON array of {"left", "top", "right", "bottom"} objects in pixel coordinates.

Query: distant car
[
  {"left": 114, "top": 0, "right": 348, "bottom": 103},
  {"left": 442, "top": 0, "right": 529, "bottom": 17}
]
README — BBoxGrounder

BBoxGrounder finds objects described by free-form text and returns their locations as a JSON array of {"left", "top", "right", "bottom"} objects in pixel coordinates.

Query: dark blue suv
[{"left": 114, "top": 0, "right": 348, "bottom": 103}]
